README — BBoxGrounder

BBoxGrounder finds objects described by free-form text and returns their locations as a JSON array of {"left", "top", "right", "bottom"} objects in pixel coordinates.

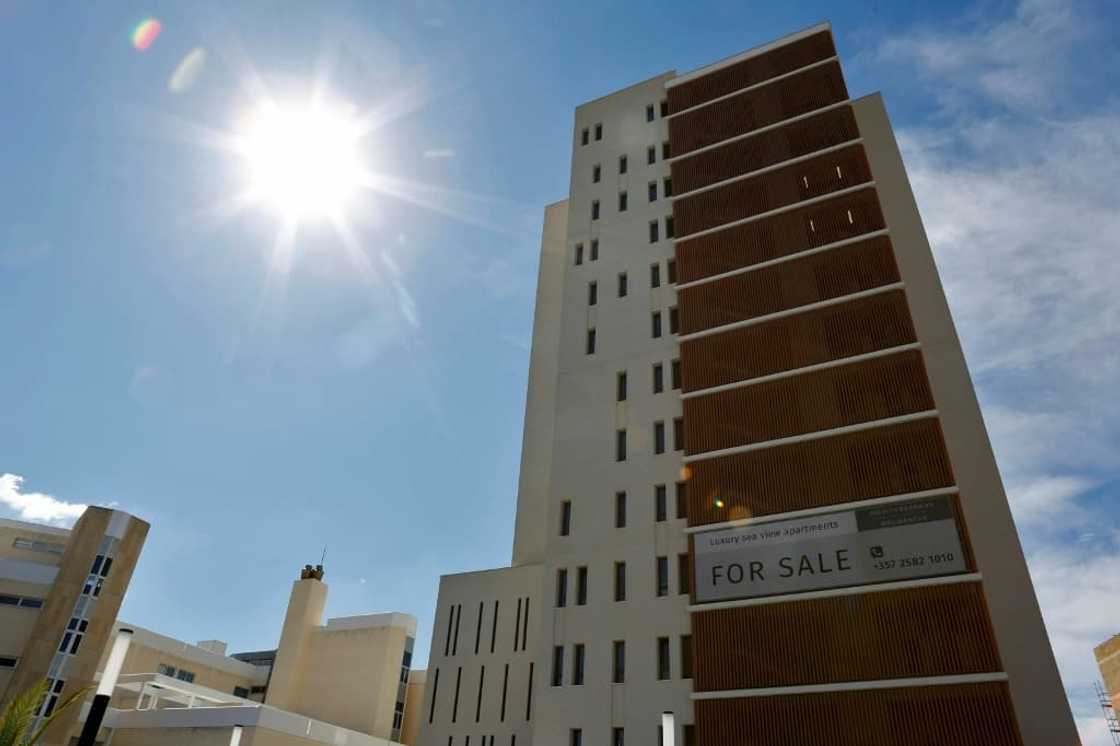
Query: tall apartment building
[{"left": 419, "top": 22, "right": 1077, "bottom": 746}]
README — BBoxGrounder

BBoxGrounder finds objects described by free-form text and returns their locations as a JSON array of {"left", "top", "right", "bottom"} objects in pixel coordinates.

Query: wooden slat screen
[
  {"left": 678, "top": 235, "right": 898, "bottom": 335},
  {"left": 674, "top": 144, "right": 872, "bottom": 237},
  {"left": 667, "top": 30, "right": 837, "bottom": 114},
  {"left": 686, "top": 418, "right": 955, "bottom": 526},
  {"left": 675, "top": 188, "right": 886, "bottom": 284},
  {"left": 692, "top": 582, "right": 996, "bottom": 691},
  {"left": 680, "top": 290, "right": 916, "bottom": 394},
  {"left": 671, "top": 105, "right": 859, "bottom": 195},
  {"left": 669, "top": 62, "right": 849, "bottom": 157},
  {"left": 683, "top": 350, "right": 933, "bottom": 455},
  {"left": 694, "top": 683, "right": 1023, "bottom": 746}
]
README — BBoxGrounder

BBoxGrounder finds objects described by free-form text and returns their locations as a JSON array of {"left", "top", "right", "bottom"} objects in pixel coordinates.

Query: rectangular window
[
  {"left": 678, "top": 554, "right": 691, "bottom": 595},
  {"left": 552, "top": 646, "right": 564, "bottom": 686},
  {"left": 681, "top": 635, "right": 693, "bottom": 679},
  {"left": 675, "top": 482, "right": 687, "bottom": 519},
  {"left": 656, "top": 557, "right": 669, "bottom": 597},
  {"left": 618, "top": 273, "right": 628, "bottom": 297},
  {"left": 576, "top": 566, "right": 588, "bottom": 605},
  {"left": 660, "top": 100, "right": 669, "bottom": 117},
  {"left": 663, "top": 177, "right": 673, "bottom": 197},
  {"left": 573, "top": 644, "right": 585, "bottom": 685},
  {"left": 575, "top": 243, "right": 583, "bottom": 266},
  {"left": 613, "top": 729, "right": 625, "bottom": 746},
  {"left": 556, "top": 569, "right": 568, "bottom": 607},
  {"left": 669, "top": 307, "right": 679, "bottom": 334},
  {"left": 657, "top": 637, "right": 671, "bottom": 679},
  {"left": 560, "top": 501, "right": 571, "bottom": 537},
  {"left": 592, "top": 200, "right": 600, "bottom": 221},
  {"left": 581, "top": 128, "right": 589, "bottom": 146},
  {"left": 650, "top": 263, "right": 661, "bottom": 288},
  {"left": 594, "top": 124, "right": 602, "bottom": 141},
  {"left": 655, "top": 484, "right": 667, "bottom": 522},
  {"left": 588, "top": 281, "right": 597, "bottom": 306},
  {"left": 654, "top": 421, "right": 666, "bottom": 455},
  {"left": 619, "top": 155, "right": 628, "bottom": 174},
  {"left": 616, "top": 429, "right": 627, "bottom": 462},
  {"left": 571, "top": 729, "right": 583, "bottom": 746},
  {"left": 614, "top": 561, "right": 626, "bottom": 602},
  {"left": 648, "top": 181, "right": 657, "bottom": 202},
  {"left": 651, "top": 311, "right": 662, "bottom": 338},
  {"left": 617, "top": 371, "right": 627, "bottom": 402},
  {"left": 612, "top": 641, "right": 625, "bottom": 683},
  {"left": 671, "top": 359, "right": 681, "bottom": 390},
  {"left": 158, "top": 663, "right": 177, "bottom": 677},
  {"left": 647, "top": 146, "right": 656, "bottom": 165},
  {"left": 662, "top": 141, "right": 671, "bottom": 159},
  {"left": 667, "top": 258, "right": 676, "bottom": 283},
  {"left": 646, "top": 104, "right": 655, "bottom": 122},
  {"left": 615, "top": 491, "right": 627, "bottom": 528},
  {"left": 586, "top": 329, "right": 596, "bottom": 355},
  {"left": 649, "top": 220, "right": 659, "bottom": 243},
  {"left": 0, "top": 656, "right": 17, "bottom": 668},
  {"left": 590, "top": 239, "right": 599, "bottom": 261},
  {"left": 684, "top": 725, "right": 695, "bottom": 746},
  {"left": 619, "top": 191, "right": 628, "bottom": 212},
  {"left": 673, "top": 417, "right": 684, "bottom": 452},
  {"left": 652, "top": 363, "right": 664, "bottom": 393},
  {"left": 666, "top": 215, "right": 675, "bottom": 239},
  {"left": 593, "top": 164, "right": 601, "bottom": 183}
]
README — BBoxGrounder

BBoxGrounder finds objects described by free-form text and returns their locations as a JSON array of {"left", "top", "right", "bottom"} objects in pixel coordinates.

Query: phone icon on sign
[{"left": 870, "top": 546, "right": 884, "bottom": 559}]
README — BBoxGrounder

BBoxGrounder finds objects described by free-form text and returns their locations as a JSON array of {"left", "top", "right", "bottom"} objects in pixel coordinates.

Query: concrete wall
[
  {"left": 400, "top": 670, "right": 427, "bottom": 745},
  {"left": 854, "top": 92, "right": 1078, "bottom": 745}
]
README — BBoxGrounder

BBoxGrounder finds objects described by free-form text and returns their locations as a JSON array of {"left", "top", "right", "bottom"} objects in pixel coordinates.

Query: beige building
[
  {"left": 1096, "top": 634, "right": 1120, "bottom": 708},
  {"left": 82, "top": 566, "right": 425, "bottom": 746},
  {"left": 0, "top": 507, "right": 150, "bottom": 746},
  {"left": 419, "top": 21, "right": 1076, "bottom": 746}
]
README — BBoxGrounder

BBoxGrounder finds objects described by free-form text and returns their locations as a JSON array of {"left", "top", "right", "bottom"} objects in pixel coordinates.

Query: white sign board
[{"left": 692, "top": 496, "right": 967, "bottom": 604}]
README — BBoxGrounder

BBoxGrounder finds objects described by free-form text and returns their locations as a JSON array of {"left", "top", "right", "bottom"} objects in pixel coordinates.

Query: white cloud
[
  {"left": 870, "top": 1, "right": 1120, "bottom": 742},
  {"left": 0, "top": 473, "right": 87, "bottom": 526},
  {"left": 422, "top": 148, "right": 455, "bottom": 159}
]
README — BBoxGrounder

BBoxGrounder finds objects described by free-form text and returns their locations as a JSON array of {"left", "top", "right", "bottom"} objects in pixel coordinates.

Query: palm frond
[
  {"left": 23, "top": 684, "right": 92, "bottom": 746},
  {"left": 0, "top": 679, "right": 48, "bottom": 746}
]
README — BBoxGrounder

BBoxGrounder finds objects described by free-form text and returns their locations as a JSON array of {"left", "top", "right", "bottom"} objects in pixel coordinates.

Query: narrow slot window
[
  {"left": 614, "top": 562, "right": 626, "bottom": 602},
  {"left": 654, "top": 421, "right": 666, "bottom": 455},
  {"left": 650, "top": 263, "right": 661, "bottom": 288},
  {"left": 655, "top": 485, "right": 667, "bottom": 522},
  {"left": 612, "top": 641, "right": 626, "bottom": 683},
  {"left": 657, "top": 637, "right": 670, "bottom": 678},
  {"left": 560, "top": 500, "right": 572, "bottom": 537},
  {"left": 656, "top": 557, "right": 669, "bottom": 597},
  {"left": 617, "top": 371, "right": 627, "bottom": 402},
  {"left": 618, "top": 273, "right": 628, "bottom": 297},
  {"left": 615, "top": 492, "right": 627, "bottom": 528},
  {"left": 556, "top": 569, "right": 568, "bottom": 608},
  {"left": 576, "top": 566, "right": 588, "bottom": 605}
]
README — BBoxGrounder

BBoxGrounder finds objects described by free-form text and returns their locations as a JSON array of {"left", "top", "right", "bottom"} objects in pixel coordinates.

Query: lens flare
[
  {"left": 131, "top": 19, "right": 162, "bottom": 52},
  {"left": 169, "top": 48, "right": 207, "bottom": 92}
]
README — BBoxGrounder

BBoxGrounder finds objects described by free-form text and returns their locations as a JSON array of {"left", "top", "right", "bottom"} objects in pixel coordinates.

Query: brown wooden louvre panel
[
  {"left": 680, "top": 290, "right": 915, "bottom": 394},
  {"left": 675, "top": 188, "right": 886, "bottom": 284},
  {"left": 672, "top": 105, "right": 859, "bottom": 195},
  {"left": 683, "top": 350, "right": 933, "bottom": 455},
  {"left": 686, "top": 418, "right": 954, "bottom": 526},
  {"left": 692, "top": 583, "right": 997, "bottom": 691},
  {"left": 678, "top": 235, "right": 898, "bottom": 335},
  {"left": 694, "top": 683, "right": 1023, "bottom": 746},
  {"left": 669, "top": 61, "right": 848, "bottom": 157},
  {"left": 674, "top": 144, "right": 872, "bottom": 237},
  {"left": 667, "top": 30, "right": 836, "bottom": 114}
]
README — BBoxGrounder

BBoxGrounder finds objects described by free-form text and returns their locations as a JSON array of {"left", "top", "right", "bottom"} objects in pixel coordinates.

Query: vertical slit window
[
  {"left": 552, "top": 646, "right": 564, "bottom": 686},
  {"left": 474, "top": 601, "right": 484, "bottom": 654},
  {"left": 588, "top": 281, "right": 597, "bottom": 306},
  {"left": 650, "top": 263, "right": 661, "bottom": 288},
  {"left": 452, "top": 667, "right": 462, "bottom": 722},
  {"left": 586, "top": 328, "right": 596, "bottom": 355},
  {"left": 592, "top": 164, "right": 601, "bottom": 183},
  {"left": 646, "top": 104, "right": 655, "bottom": 122},
  {"left": 571, "top": 729, "right": 583, "bottom": 746},
  {"left": 556, "top": 569, "right": 568, "bottom": 608},
  {"left": 594, "top": 123, "right": 602, "bottom": 141},
  {"left": 500, "top": 664, "right": 509, "bottom": 721},
  {"left": 513, "top": 598, "right": 522, "bottom": 651},
  {"left": 592, "top": 200, "right": 600, "bottom": 221},
  {"left": 619, "top": 191, "right": 628, "bottom": 212},
  {"left": 581, "top": 128, "right": 589, "bottom": 146},
  {"left": 619, "top": 155, "right": 627, "bottom": 174},
  {"left": 445, "top": 605, "right": 456, "bottom": 656},
  {"left": 560, "top": 500, "right": 572, "bottom": 537},
  {"left": 656, "top": 557, "right": 669, "bottom": 597},
  {"left": 590, "top": 239, "right": 599, "bottom": 261},
  {"left": 520, "top": 598, "right": 528, "bottom": 651},
  {"left": 574, "top": 243, "right": 583, "bottom": 266},
  {"left": 490, "top": 600, "right": 499, "bottom": 653},
  {"left": 612, "top": 640, "right": 626, "bottom": 683},
  {"left": 613, "top": 728, "right": 625, "bottom": 746},
  {"left": 614, "top": 562, "right": 626, "bottom": 602},
  {"left": 647, "top": 146, "right": 656, "bottom": 165},
  {"left": 475, "top": 666, "right": 486, "bottom": 721},
  {"left": 618, "top": 273, "right": 628, "bottom": 298},
  {"left": 576, "top": 566, "right": 588, "bottom": 606},
  {"left": 526, "top": 662, "right": 534, "bottom": 720},
  {"left": 678, "top": 554, "right": 691, "bottom": 595},
  {"left": 615, "top": 492, "right": 627, "bottom": 528},
  {"left": 453, "top": 604, "right": 461, "bottom": 655},
  {"left": 654, "top": 421, "right": 666, "bottom": 455},
  {"left": 617, "top": 372, "right": 627, "bottom": 402},
  {"left": 648, "top": 181, "right": 658, "bottom": 202},
  {"left": 657, "top": 637, "right": 670, "bottom": 679},
  {"left": 572, "top": 644, "right": 585, "bottom": 685},
  {"left": 653, "top": 363, "right": 664, "bottom": 393},
  {"left": 428, "top": 668, "right": 440, "bottom": 723},
  {"left": 651, "top": 311, "right": 662, "bottom": 338},
  {"left": 655, "top": 485, "right": 667, "bottom": 522},
  {"left": 616, "top": 429, "right": 627, "bottom": 462},
  {"left": 649, "top": 220, "right": 659, "bottom": 244}
]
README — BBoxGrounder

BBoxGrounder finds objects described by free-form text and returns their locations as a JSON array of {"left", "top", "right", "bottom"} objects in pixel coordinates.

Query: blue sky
[{"left": 2, "top": 0, "right": 1119, "bottom": 741}]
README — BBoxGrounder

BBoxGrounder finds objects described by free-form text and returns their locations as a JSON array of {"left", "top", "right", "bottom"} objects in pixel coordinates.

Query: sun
[{"left": 235, "top": 98, "right": 366, "bottom": 221}]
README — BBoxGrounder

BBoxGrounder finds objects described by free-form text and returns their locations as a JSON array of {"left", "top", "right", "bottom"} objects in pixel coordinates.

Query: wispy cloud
[
  {"left": 422, "top": 148, "right": 456, "bottom": 159},
  {"left": 0, "top": 474, "right": 87, "bottom": 526},
  {"left": 869, "top": 1, "right": 1120, "bottom": 742}
]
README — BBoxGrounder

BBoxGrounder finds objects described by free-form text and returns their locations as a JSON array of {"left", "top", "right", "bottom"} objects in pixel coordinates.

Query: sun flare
[{"left": 235, "top": 99, "right": 366, "bottom": 221}]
